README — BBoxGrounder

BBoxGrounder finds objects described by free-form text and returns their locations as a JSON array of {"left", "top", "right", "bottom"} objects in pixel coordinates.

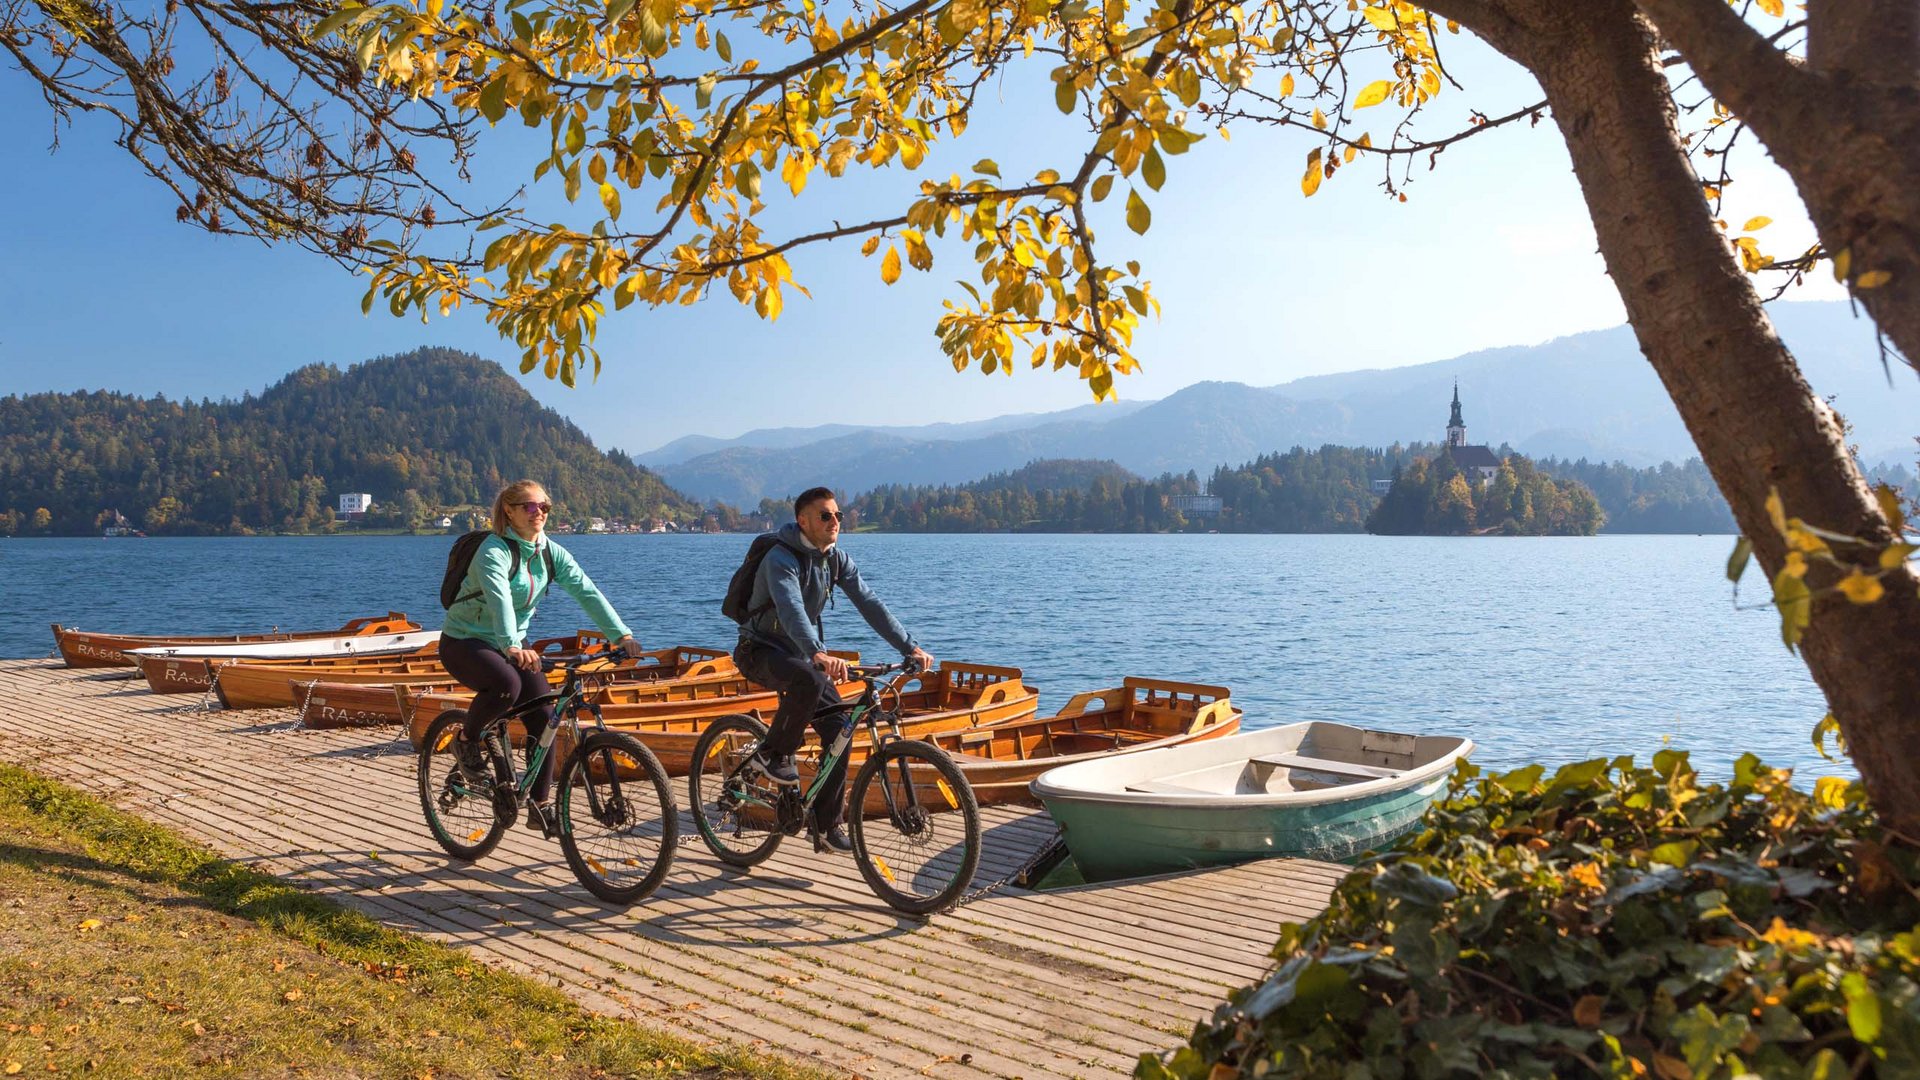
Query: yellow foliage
[
  {"left": 1836, "top": 571, "right": 1885, "bottom": 604},
  {"left": 1758, "top": 916, "right": 1821, "bottom": 952},
  {"left": 1353, "top": 80, "right": 1392, "bottom": 108}
]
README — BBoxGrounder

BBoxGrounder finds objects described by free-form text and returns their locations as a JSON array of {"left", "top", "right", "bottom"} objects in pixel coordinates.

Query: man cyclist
[{"left": 733, "top": 486, "right": 934, "bottom": 852}]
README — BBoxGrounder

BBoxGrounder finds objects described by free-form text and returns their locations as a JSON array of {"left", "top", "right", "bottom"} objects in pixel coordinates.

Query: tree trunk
[
  {"left": 1631, "top": 0, "right": 1920, "bottom": 374},
  {"left": 1423, "top": 0, "right": 1920, "bottom": 836}
]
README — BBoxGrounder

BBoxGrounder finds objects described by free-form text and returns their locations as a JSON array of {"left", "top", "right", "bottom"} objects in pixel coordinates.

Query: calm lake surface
[{"left": 7, "top": 533, "right": 1846, "bottom": 779}]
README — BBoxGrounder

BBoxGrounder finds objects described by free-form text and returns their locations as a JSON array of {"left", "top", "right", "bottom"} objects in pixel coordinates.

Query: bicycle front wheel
[
  {"left": 557, "top": 730, "right": 679, "bottom": 906},
  {"left": 848, "top": 740, "right": 981, "bottom": 915},
  {"left": 687, "top": 713, "right": 784, "bottom": 868},
  {"left": 418, "top": 710, "right": 512, "bottom": 861}
]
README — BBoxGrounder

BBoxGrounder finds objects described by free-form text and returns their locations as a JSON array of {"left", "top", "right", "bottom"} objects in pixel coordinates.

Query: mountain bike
[
  {"left": 417, "top": 647, "right": 678, "bottom": 905},
  {"left": 686, "top": 659, "right": 982, "bottom": 915}
]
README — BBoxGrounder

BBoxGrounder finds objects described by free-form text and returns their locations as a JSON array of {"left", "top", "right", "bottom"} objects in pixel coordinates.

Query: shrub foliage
[{"left": 1145, "top": 753, "right": 1920, "bottom": 1079}]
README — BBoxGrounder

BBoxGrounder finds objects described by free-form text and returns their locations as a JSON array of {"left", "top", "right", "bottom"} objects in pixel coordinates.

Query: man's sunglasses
[
  {"left": 517, "top": 501, "right": 552, "bottom": 514},
  {"left": 816, "top": 510, "right": 843, "bottom": 523}
]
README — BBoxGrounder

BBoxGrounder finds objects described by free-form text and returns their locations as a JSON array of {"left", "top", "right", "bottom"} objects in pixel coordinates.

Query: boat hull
[
  {"left": 1030, "top": 721, "right": 1472, "bottom": 882},
  {"left": 50, "top": 612, "right": 416, "bottom": 668},
  {"left": 1039, "top": 770, "right": 1450, "bottom": 881}
]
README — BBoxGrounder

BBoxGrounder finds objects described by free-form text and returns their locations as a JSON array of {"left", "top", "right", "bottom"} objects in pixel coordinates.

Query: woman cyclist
[{"left": 442, "top": 479, "right": 636, "bottom": 831}]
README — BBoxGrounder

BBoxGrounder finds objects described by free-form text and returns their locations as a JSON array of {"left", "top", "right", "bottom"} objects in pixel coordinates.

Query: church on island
[{"left": 1443, "top": 382, "right": 1501, "bottom": 483}]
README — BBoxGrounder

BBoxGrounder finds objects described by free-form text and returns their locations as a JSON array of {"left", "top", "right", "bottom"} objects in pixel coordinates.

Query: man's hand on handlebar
[
  {"left": 906, "top": 647, "right": 935, "bottom": 674},
  {"left": 813, "top": 651, "right": 851, "bottom": 682}
]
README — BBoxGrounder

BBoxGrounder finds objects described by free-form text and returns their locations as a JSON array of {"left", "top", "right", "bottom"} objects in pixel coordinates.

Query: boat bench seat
[
  {"left": 1252, "top": 753, "right": 1402, "bottom": 780},
  {"left": 1125, "top": 779, "right": 1217, "bottom": 795}
]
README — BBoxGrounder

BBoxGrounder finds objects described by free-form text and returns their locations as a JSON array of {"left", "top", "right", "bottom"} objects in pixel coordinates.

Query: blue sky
[{"left": 0, "top": 27, "right": 1839, "bottom": 455}]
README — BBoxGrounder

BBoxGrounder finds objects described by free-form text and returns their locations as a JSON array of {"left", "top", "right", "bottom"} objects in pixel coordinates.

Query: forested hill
[{"left": 0, "top": 348, "right": 699, "bottom": 536}]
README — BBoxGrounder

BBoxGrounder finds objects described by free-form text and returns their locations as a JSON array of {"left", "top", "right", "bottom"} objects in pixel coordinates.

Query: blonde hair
[{"left": 490, "top": 480, "right": 549, "bottom": 536}]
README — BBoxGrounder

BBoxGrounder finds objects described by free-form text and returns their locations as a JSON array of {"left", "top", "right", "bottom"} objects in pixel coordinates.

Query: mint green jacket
[{"left": 441, "top": 532, "right": 631, "bottom": 652}]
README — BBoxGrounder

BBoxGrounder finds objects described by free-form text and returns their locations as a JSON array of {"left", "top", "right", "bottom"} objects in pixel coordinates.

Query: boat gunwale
[{"left": 1029, "top": 723, "right": 1474, "bottom": 810}]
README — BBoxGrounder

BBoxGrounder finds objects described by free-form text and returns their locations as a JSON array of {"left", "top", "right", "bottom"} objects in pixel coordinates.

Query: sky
[{"left": 0, "top": 22, "right": 1842, "bottom": 457}]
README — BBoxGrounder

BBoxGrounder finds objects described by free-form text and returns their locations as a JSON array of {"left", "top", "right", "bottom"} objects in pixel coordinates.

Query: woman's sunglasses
[{"left": 517, "top": 501, "right": 552, "bottom": 515}]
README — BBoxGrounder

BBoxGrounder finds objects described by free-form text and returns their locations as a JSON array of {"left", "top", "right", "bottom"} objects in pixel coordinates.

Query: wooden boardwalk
[{"left": 0, "top": 659, "right": 1343, "bottom": 1080}]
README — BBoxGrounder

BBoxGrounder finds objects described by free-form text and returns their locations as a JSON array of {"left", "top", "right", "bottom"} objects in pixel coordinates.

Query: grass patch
[{"left": 0, "top": 763, "right": 830, "bottom": 1079}]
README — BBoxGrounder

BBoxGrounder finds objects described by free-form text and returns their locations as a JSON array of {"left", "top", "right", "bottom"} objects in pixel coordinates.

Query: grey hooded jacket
[{"left": 740, "top": 522, "right": 917, "bottom": 659}]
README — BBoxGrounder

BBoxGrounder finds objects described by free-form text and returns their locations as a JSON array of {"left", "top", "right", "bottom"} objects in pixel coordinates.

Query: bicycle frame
[
  {"left": 483, "top": 652, "right": 621, "bottom": 806},
  {"left": 746, "top": 664, "right": 925, "bottom": 827}
]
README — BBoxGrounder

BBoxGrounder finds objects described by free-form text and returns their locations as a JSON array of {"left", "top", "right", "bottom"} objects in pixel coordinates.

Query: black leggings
[
  {"left": 734, "top": 640, "right": 849, "bottom": 828},
  {"left": 439, "top": 635, "right": 557, "bottom": 801}
]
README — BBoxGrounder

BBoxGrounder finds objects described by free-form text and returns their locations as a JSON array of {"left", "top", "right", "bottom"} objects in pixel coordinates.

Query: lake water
[{"left": 6, "top": 533, "right": 1848, "bottom": 780}]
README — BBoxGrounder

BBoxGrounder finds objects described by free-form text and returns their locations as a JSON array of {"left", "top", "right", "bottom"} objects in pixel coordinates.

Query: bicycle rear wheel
[
  {"left": 848, "top": 740, "right": 981, "bottom": 915},
  {"left": 418, "top": 710, "right": 512, "bottom": 861},
  {"left": 687, "top": 714, "right": 784, "bottom": 868},
  {"left": 557, "top": 731, "right": 679, "bottom": 905}
]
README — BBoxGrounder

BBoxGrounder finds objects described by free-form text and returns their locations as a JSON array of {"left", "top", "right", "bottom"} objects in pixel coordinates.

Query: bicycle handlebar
[
  {"left": 848, "top": 657, "right": 925, "bottom": 680},
  {"left": 541, "top": 644, "right": 630, "bottom": 675}
]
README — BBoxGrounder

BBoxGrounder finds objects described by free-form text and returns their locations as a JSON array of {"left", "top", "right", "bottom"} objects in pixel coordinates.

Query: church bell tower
[{"left": 1446, "top": 381, "right": 1467, "bottom": 448}]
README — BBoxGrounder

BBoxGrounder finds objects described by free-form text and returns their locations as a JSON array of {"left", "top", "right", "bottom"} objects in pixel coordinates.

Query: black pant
[
  {"left": 735, "top": 639, "right": 848, "bottom": 828},
  {"left": 440, "top": 635, "right": 557, "bottom": 802}
]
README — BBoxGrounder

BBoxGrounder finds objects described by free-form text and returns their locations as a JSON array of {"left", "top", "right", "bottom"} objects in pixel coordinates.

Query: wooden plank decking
[{"left": 0, "top": 658, "right": 1344, "bottom": 1080}]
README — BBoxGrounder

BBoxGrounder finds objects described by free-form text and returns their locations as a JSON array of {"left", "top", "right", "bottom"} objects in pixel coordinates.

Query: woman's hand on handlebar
[
  {"left": 610, "top": 635, "right": 637, "bottom": 659},
  {"left": 813, "top": 651, "right": 851, "bottom": 682},
  {"left": 509, "top": 646, "right": 543, "bottom": 671}
]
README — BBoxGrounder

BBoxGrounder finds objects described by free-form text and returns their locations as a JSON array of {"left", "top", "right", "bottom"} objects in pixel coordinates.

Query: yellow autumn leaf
[
  {"left": 1837, "top": 571, "right": 1885, "bottom": 604},
  {"left": 1759, "top": 915, "right": 1821, "bottom": 951},
  {"left": 1301, "top": 148, "right": 1323, "bottom": 197},
  {"left": 1756, "top": 0, "right": 1784, "bottom": 15},
  {"left": 1279, "top": 73, "right": 1294, "bottom": 96},
  {"left": 1880, "top": 543, "right": 1915, "bottom": 570},
  {"left": 880, "top": 245, "right": 901, "bottom": 285},
  {"left": 1831, "top": 248, "right": 1852, "bottom": 282},
  {"left": 1766, "top": 487, "right": 1786, "bottom": 532},
  {"left": 1311, "top": 108, "right": 1326, "bottom": 130},
  {"left": 1567, "top": 862, "right": 1604, "bottom": 891},
  {"left": 77, "top": 918, "right": 103, "bottom": 931},
  {"left": 1126, "top": 188, "right": 1151, "bottom": 234},
  {"left": 1812, "top": 776, "right": 1852, "bottom": 810},
  {"left": 1856, "top": 270, "right": 1892, "bottom": 289},
  {"left": 1783, "top": 551, "right": 1808, "bottom": 579},
  {"left": 3, "top": 1061, "right": 19, "bottom": 1075},
  {"left": 1353, "top": 80, "right": 1392, "bottom": 108},
  {"left": 859, "top": 235, "right": 880, "bottom": 257},
  {"left": 1742, "top": 216, "right": 1772, "bottom": 231}
]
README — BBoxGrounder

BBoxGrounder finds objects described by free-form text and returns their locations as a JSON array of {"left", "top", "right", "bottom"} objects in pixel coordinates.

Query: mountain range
[{"left": 640, "top": 301, "right": 1918, "bottom": 505}]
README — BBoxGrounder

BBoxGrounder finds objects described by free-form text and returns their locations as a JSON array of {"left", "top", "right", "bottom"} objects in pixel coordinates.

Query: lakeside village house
[{"left": 1368, "top": 384, "right": 1501, "bottom": 496}]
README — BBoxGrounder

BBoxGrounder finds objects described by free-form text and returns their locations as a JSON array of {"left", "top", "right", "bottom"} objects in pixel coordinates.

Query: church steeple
[{"left": 1446, "top": 381, "right": 1467, "bottom": 447}]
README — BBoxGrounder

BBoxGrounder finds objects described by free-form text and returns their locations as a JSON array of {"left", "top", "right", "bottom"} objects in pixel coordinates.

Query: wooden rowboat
[
  {"left": 399, "top": 650, "right": 866, "bottom": 748},
  {"left": 216, "top": 641, "right": 727, "bottom": 711},
  {"left": 49, "top": 612, "right": 418, "bottom": 668},
  {"left": 830, "top": 677, "right": 1243, "bottom": 810},
  {"left": 133, "top": 632, "right": 442, "bottom": 694},
  {"left": 306, "top": 645, "right": 736, "bottom": 729},
  {"left": 625, "top": 661, "right": 1040, "bottom": 777},
  {"left": 1029, "top": 722, "right": 1474, "bottom": 882}
]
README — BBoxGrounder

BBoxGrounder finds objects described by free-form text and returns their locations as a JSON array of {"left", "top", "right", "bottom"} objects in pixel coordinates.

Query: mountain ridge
[{"left": 651, "top": 301, "right": 1917, "bottom": 504}]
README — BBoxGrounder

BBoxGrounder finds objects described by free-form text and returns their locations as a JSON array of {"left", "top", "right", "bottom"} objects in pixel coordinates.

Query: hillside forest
[{"left": 0, "top": 349, "right": 697, "bottom": 536}]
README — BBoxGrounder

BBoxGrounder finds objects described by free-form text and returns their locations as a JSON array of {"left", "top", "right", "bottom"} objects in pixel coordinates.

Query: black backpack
[
  {"left": 721, "top": 533, "right": 836, "bottom": 624},
  {"left": 441, "top": 530, "right": 556, "bottom": 609}
]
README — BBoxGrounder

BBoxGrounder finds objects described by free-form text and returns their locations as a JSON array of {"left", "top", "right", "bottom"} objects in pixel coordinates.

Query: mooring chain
[
  {"left": 954, "top": 827, "right": 1070, "bottom": 908},
  {"left": 197, "top": 661, "right": 231, "bottom": 713},
  {"left": 295, "top": 679, "right": 321, "bottom": 728}
]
